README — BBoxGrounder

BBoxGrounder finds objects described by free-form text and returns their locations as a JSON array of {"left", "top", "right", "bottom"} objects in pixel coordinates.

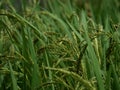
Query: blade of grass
[
  {"left": 9, "top": 61, "right": 18, "bottom": 90},
  {"left": 66, "top": 20, "right": 84, "bottom": 41},
  {"left": 0, "top": 10, "right": 45, "bottom": 39},
  {"left": 27, "top": 28, "right": 41, "bottom": 90},
  {"left": 81, "top": 11, "right": 105, "bottom": 90},
  {"left": 40, "top": 11, "right": 73, "bottom": 40},
  {"left": 44, "top": 50, "right": 55, "bottom": 90},
  {"left": 110, "top": 58, "right": 120, "bottom": 89}
]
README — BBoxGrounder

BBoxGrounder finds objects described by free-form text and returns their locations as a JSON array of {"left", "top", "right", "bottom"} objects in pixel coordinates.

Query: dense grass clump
[{"left": 0, "top": 0, "right": 120, "bottom": 90}]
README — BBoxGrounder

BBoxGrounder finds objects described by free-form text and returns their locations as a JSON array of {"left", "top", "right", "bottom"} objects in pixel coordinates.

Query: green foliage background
[{"left": 0, "top": 0, "right": 120, "bottom": 90}]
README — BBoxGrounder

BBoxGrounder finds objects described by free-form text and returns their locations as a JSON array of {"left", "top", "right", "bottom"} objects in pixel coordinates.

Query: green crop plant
[{"left": 0, "top": 0, "right": 120, "bottom": 90}]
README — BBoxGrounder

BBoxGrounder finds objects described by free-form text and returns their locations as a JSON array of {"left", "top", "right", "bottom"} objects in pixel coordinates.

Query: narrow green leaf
[
  {"left": 81, "top": 11, "right": 105, "bottom": 90},
  {"left": 9, "top": 61, "right": 18, "bottom": 90}
]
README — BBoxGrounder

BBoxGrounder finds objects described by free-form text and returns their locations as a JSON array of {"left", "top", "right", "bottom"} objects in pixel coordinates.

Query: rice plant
[{"left": 0, "top": 0, "right": 120, "bottom": 90}]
